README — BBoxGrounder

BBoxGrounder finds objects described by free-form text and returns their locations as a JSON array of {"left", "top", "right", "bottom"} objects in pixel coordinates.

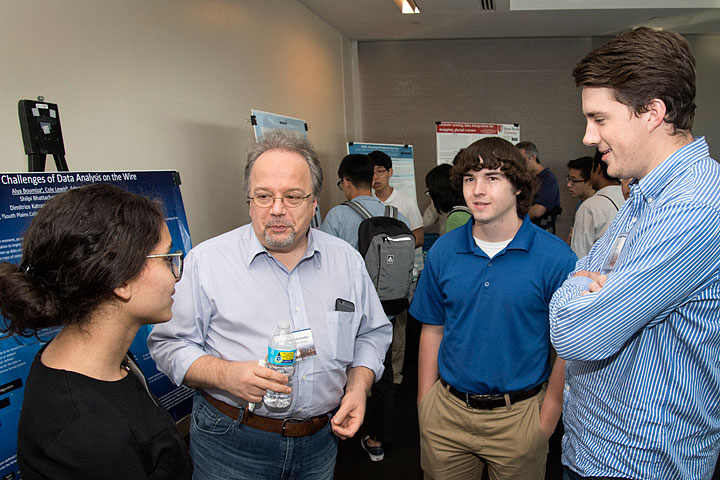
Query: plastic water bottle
[{"left": 263, "top": 319, "right": 296, "bottom": 409}]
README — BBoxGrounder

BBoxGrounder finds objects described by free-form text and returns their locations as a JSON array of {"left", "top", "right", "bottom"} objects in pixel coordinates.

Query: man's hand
[
  {"left": 222, "top": 360, "right": 291, "bottom": 403},
  {"left": 184, "top": 356, "right": 290, "bottom": 404},
  {"left": 332, "top": 366, "right": 374, "bottom": 439},
  {"left": 331, "top": 388, "right": 367, "bottom": 439},
  {"left": 573, "top": 270, "right": 608, "bottom": 295}
]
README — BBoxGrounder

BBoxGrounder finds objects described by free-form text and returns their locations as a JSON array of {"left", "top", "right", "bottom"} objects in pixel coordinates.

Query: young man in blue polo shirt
[{"left": 411, "top": 137, "right": 576, "bottom": 480}]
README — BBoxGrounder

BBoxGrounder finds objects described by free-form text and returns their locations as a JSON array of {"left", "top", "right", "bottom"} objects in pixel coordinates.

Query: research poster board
[
  {"left": 251, "top": 109, "right": 308, "bottom": 141},
  {"left": 436, "top": 122, "right": 520, "bottom": 165},
  {"left": 251, "top": 109, "right": 321, "bottom": 226},
  {"left": 0, "top": 171, "right": 194, "bottom": 479}
]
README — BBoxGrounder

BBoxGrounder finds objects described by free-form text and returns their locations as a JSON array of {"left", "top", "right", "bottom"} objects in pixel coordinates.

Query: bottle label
[{"left": 267, "top": 347, "right": 296, "bottom": 366}]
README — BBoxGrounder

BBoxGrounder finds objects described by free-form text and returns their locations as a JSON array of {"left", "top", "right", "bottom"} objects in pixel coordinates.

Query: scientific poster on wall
[
  {"left": 251, "top": 109, "right": 321, "bottom": 226},
  {"left": 436, "top": 122, "right": 520, "bottom": 165},
  {"left": 251, "top": 109, "right": 308, "bottom": 141},
  {"left": 0, "top": 170, "right": 194, "bottom": 479}
]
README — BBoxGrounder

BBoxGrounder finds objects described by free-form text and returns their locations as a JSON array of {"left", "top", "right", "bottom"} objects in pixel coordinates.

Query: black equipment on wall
[{"left": 18, "top": 97, "right": 69, "bottom": 172}]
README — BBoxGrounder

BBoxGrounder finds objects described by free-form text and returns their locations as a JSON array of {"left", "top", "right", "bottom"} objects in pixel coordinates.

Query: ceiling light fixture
[{"left": 393, "top": 0, "right": 421, "bottom": 14}]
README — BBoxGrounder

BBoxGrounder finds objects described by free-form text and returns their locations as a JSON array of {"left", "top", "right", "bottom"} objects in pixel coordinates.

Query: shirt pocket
[{"left": 325, "top": 311, "right": 357, "bottom": 364}]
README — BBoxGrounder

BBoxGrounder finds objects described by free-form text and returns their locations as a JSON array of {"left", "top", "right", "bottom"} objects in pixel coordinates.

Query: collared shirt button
[
  {"left": 295, "top": 306, "right": 300, "bottom": 312},
  {"left": 484, "top": 281, "right": 490, "bottom": 287},
  {"left": 564, "top": 384, "right": 570, "bottom": 392},
  {"left": 302, "top": 375, "right": 307, "bottom": 381},
  {"left": 488, "top": 262, "right": 493, "bottom": 267},
  {"left": 297, "top": 407, "right": 303, "bottom": 412},
  {"left": 631, "top": 217, "right": 637, "bottom": 223}
]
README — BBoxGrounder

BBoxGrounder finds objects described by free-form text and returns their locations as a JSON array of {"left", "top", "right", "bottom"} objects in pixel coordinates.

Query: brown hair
[
  {"left": 451, "top": 137, "right": 537, "bottom": 218},
  {"left": 573, "top": 26, "right": 696, "bottom": 133}
]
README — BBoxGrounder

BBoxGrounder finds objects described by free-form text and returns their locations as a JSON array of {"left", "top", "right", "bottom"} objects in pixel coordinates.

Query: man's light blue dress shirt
[
  {"left": 550, "top": 138, "right": 720, "bottom": 479},
  {"left": 148, "top": 225, "right": 392, "bottom": 419}
]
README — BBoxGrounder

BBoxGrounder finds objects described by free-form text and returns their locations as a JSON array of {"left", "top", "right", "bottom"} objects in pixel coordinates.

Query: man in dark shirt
[{"left": 517, "top": 141, "right": 561, "bottom": 233}]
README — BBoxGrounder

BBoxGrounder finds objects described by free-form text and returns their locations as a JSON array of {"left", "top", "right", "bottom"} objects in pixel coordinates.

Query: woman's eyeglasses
[{"left": 146, "top": 251, "right": 184, "bottom": 281}]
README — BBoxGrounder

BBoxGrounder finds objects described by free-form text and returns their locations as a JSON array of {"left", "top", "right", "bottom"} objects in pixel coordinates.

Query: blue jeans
[{"left": 190, "top": 391, "right": 338, "bottom": 480}]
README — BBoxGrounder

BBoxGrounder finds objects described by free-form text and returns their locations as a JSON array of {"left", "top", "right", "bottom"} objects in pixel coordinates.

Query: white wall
[{"left": 0, "top": 0, "right": 350, "bottom": 245}]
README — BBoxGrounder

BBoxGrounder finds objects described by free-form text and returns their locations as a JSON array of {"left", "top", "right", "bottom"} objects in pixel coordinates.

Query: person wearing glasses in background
[
  {"left": 320, "top": 153, "right": 409, "bottom": 463},
  {"left": 565, "top": 156, "right": 596, "bottom": 250},
  {"left": 569, "top": 151, "right": 625, "bottom": 259},
  {"left": 0, "top": 184, "right": 192, "bottom": 480},
  {"left": 566, "top": 156, "right": 596, "bottom": 211},
  {"left": 149, "top": 131, "right": 391, "bottom": 480}
]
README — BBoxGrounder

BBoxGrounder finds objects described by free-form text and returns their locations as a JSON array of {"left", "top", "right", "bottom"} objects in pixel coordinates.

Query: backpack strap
[
  {"left": 597, "top": 194, "right": 619, "bottom": 211},
  {"left": 343, "top": 200, "right": 372, "bottom": 219},
  {"left": 384, "top": 205, "right": 399, "bottom": 219}
]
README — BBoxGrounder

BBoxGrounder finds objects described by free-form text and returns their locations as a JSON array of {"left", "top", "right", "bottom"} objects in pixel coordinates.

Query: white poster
[
  {"left": 436, "top": 122, "right": 520, "bottom": 165},
  {"left": 251, "top": 110, "right": 308, "bottom": 141}
]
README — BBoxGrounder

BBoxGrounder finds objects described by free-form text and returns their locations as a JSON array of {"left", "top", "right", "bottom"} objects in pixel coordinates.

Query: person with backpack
[{"left": 320, "top": 153, "right": 411, "bottom": 462}]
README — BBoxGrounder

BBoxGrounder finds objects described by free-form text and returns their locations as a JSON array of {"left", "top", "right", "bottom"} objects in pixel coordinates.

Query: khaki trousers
[{"left": 418, "top": 380, "right": 548, "bottom": 480}]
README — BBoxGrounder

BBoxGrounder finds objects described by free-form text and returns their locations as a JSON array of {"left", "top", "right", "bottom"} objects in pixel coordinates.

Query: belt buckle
[
  {"left": 467, "top": 393, "right": 495, "bottom": 409},
  {"left": 281, "top": 417, "right": 305, "bottom": 437}
]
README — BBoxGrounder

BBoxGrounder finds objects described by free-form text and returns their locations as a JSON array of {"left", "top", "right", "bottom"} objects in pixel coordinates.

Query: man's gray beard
[{"left": 263, "top": 227, "right": 296, "bottom": 249}]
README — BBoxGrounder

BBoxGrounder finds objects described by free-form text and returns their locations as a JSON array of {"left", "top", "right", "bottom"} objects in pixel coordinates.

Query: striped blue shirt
[{"left": 549, "top": 137, "right": 720, "bottom": 479}]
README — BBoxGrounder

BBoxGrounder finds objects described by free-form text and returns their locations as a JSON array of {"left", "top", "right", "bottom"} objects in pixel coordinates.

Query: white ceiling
[{"left": 296, "top": 0, "right": 720, "bottom": 41}]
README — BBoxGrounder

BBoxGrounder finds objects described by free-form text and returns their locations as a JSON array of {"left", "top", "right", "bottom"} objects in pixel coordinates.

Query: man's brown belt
[{"left": 201, "top": 390, "right": 330, "bottom": 437}]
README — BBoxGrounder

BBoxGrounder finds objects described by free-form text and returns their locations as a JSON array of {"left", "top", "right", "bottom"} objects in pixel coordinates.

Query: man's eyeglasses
[
  {"left": 146, "top": 251, "right": 184, "bottom": 281},
  {"left": 247, "top": 193, "right": 313, "bottom": 208},
  {"left": 337, "top": 179, "right": 346, "bottom": 191},
  {"left": 566, "top": 176, "right": 588, "bottom": 185},
  {"left": 373, "top": 168, "right": 388, "bottom": 177}
]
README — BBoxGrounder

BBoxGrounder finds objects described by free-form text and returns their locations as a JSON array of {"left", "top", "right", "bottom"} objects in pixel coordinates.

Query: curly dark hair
[
  {"left": 451, "top": 137, "right": 537, "bottom": 218},
  {"left": 0, "top": 184, "right": 164, "bottom": 337},
  {"left": 573, "top": 26, "right": 696, "bottom": 133}
]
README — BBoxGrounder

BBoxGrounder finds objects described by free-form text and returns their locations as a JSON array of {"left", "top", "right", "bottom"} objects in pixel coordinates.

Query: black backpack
[{"left": 343, "top": 201, "right": 415, "bottom": 316}]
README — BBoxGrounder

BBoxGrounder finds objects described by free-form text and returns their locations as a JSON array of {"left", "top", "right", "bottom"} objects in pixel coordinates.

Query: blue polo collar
[{"left": 456, "top": 215, "right": 536, "bottom": 258}]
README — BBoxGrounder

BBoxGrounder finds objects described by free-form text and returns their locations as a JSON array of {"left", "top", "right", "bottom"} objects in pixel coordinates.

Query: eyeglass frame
[
  {"left": 566, "top": 175, "right": 588, "bottom": 185},
  {"left": 337, "top": 178, "right": 346, "bottom": 191},
  {"left": 373, "top": 168, "right": 388, "bottom": 177},
  {"left": 146, "top": 251, "right": 184, "bottom": 281},
  {"left": 247, "top": 192, "right": 313, "bottom": 208}
]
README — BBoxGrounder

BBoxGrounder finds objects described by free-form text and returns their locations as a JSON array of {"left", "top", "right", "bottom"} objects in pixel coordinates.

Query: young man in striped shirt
[{"left": 550, "top": 27, "right": 720, "bottom": 480}]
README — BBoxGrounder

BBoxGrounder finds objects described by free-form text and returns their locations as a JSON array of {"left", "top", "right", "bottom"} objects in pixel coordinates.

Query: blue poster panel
[{"left": 0, "top": 171, "right": 194, "bottom": 479}]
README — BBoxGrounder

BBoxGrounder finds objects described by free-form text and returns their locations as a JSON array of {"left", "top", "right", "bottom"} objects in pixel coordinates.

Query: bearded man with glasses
[{"left": 149, "top": 130, "right": 392, "bottom": 480}]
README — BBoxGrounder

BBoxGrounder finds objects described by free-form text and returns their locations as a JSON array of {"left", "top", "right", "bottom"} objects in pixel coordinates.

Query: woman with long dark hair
[{"left": 0, "top": 184, "right": 192, "bottom": 479}]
